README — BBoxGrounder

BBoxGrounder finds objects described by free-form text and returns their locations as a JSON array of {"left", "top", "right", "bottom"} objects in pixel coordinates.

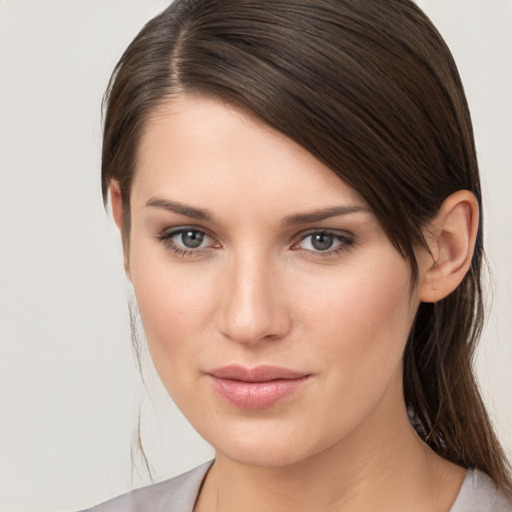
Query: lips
[{"left": 207, "top": 365, "right": 310, "bottom": 409}]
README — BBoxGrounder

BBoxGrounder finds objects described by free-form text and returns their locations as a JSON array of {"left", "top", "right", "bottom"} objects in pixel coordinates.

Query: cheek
[
  {"left": 129, "top": 247, "right": 219, "bottom": 384},
  {"left": 299, "top": 253, "right": 412, "bottom": 326},
  {"left": 294, "top": 253, "right": 415, "bottom": 389}
]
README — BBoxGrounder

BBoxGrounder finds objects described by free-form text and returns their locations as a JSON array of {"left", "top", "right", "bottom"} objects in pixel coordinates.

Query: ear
[
  {"left": 419, "top": 190, "right": 479, "bottom": 303},
  {"left": 109, "top": 181, "right": 132, "bottom": 281}
]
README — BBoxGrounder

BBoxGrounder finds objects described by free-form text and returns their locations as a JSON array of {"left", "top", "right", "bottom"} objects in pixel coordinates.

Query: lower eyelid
[{"left": 298, "top": 242, "right": 355, "bottom": 260}]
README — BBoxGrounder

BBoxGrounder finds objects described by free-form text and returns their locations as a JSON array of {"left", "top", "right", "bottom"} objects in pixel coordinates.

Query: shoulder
[
  {"left": 79, "top": 460, "right": 213, "bottom": 512},
  {"left": 450, "top": 469, "right": 512, "bottom": 512}
]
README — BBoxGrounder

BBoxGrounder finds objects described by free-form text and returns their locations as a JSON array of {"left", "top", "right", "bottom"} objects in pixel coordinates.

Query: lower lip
[{"left": 208, "top": 376, "right": 309, "bottom": 410}]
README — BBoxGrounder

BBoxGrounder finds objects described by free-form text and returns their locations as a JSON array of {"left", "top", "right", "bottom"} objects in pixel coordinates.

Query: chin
[
  {"left": 217, "top": 441, "right": 313, "bottom": 469},
  {"left": 195, "top": 416, "right": 337, "bottom": 469}
]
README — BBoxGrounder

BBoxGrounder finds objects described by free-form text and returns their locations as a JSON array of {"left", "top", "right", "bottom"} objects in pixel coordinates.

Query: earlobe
[
  {"left": 109, "top": 182, "right": 132, "bottom": 281},
  {"left": 419, "top": 190, "right": 479, "bottom": 303}
]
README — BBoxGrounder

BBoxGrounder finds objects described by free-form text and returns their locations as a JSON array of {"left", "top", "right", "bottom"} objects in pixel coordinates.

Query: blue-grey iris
[
  {"left": 311, "top": 233, "right": 334, "bottom": 251},
  {"left": 181, "top": 230, "right": 204, "bottom": 248}
]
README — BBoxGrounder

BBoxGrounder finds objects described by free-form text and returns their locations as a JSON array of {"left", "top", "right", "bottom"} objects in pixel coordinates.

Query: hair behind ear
[{"left": 404, "top": 191, "right": 511, "bottom": 492}]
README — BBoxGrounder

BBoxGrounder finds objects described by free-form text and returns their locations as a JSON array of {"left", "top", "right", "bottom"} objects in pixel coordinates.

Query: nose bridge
[{"left": 218, "top": 246, "right": 289, "bottom": 345}]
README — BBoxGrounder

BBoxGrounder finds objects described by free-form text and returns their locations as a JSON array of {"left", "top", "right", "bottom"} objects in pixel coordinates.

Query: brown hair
[{"left": 101, "top": 0, "right": 511, "bottom": 493}]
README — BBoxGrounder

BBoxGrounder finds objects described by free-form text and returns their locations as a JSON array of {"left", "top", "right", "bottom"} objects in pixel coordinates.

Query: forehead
[{"left": 133, "top": 95, "right": 367, "bottom": 215}]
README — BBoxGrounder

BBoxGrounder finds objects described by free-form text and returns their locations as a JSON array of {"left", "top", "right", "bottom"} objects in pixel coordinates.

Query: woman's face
[{"left": 124, "top": 95, "right": 423, "bottom": 467}]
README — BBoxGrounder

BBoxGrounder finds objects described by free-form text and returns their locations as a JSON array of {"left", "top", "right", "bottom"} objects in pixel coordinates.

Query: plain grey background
[{"left": 0, "top": 1, "right": 511, "bottom": 511}]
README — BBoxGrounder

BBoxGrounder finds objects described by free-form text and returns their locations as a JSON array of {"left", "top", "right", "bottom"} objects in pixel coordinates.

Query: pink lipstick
[{"left": 207, "top": 365, "right": 310, "bottom": 409}]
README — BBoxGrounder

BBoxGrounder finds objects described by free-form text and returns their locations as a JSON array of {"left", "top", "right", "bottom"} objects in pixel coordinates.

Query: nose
[{"left": 217, "top": 253, "right": 292, "bottom": 346}]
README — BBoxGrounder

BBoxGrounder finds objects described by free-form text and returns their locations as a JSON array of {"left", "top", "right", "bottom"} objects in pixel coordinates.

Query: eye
[
  {"left": 157, "top": 227, "right": 218, "bottom": 256},
  {"left": 173, "top": 229, "right": 209, "bottom": 249},
  {"left": 293, "top": 230, "right": 354, "bottom": 255},
  {"left": 302, "top": 233, "right": 336, "bottom": 251}
]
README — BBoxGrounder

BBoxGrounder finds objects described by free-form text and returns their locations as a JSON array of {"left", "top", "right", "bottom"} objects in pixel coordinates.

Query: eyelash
[
  {"left": 156, "top": 227, "right": 218, "bottom": 258},
  {"left": 156, "top": 228, "right": 355, "bottom": 259},
  {"left": 291, "top": 230, "right": 355, "bottom": 257}
]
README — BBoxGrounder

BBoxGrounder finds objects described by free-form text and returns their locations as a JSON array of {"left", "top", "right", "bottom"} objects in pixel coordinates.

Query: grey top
[
  {"left": 81, "top": 461, "right": 512, "bottom": 512},
  {"left": 451, "top": 469, "right": 511, "bottom": 512},
  {"left": 80, "top": 462, "right": 212, "bottom": 512}
]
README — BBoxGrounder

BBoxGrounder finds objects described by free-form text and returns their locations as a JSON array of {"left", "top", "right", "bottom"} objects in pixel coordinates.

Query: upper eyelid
[
  {"left": 159, "top": 225, "right": 212, "bottom": 238},
  {"left": 292, "top": 228, "right": 354, "bottom": 242}
]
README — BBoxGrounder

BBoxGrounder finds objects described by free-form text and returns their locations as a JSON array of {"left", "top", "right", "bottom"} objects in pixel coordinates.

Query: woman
[{"left": 85, "top": 0, "right": 512, "bottom": 510}]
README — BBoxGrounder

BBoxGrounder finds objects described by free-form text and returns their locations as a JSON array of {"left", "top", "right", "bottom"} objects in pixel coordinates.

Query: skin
[{"left": 111, "top": 95, "right": 478, "bottom": 511}]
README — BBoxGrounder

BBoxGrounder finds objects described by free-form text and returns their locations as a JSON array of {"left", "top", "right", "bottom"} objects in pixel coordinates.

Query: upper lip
[{"left": 207, "top": 365, "right": 309, "bottom": 382}]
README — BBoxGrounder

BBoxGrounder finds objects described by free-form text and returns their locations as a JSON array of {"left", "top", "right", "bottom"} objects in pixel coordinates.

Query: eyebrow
[
  {"left": 145, "top": 196, "right": 215, "bottom": 222},
  {"left": 282, "top": 205, "right": 369, "bottom": 225},
  {"left": 146, "top": 195, "right": 368, "bottom": 225}
]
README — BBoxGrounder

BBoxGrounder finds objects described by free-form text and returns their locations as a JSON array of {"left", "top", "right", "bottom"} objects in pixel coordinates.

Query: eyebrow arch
[
  {"left": 145, "top": 196, "right": 215, "bottom": 222},
  {"left": 283, "top": 205, "right": 369, "bottom": 225}
]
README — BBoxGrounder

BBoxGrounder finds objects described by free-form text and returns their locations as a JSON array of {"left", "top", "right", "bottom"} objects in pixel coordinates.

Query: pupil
[
  {"left": 182, "top": 231, "right": 204, "bottom": 248},
  {"left": 312, "top": 233, "right": 333, "bottom": 251}
]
